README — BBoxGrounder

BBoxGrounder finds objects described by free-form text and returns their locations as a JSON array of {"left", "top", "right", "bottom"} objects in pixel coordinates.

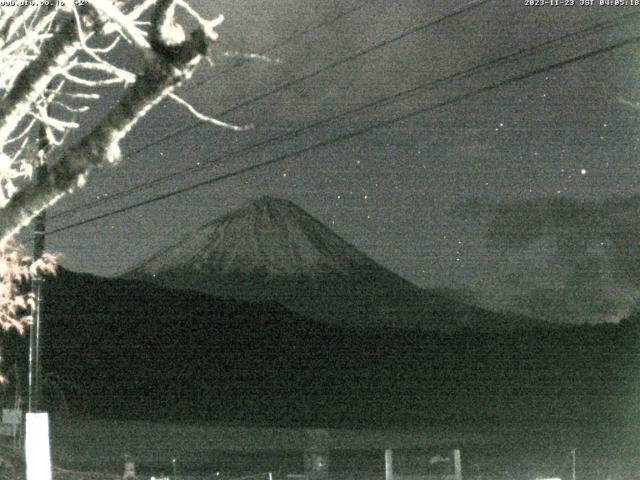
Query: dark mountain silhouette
[
  {"left": 125, "top": 196, "right": 541, "bottom": 332},
  {"left": 0, "top": 266, "right": 631, "bottom": 431},
  {"left": 31, "top": 267, "right": 359, "bottom": 424}
]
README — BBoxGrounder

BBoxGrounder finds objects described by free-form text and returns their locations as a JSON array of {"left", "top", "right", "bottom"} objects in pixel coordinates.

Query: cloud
[{"left": 455, "top": 195, "right": 640, "bottom": 324}]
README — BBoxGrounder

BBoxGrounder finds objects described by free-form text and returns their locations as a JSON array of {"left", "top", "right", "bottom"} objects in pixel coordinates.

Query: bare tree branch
[
  {"left": 0, "top": 0, "right": 215, "bottom": 245},
  {"left": 0, "top": 15, "right": 80, "bottom": 149}
]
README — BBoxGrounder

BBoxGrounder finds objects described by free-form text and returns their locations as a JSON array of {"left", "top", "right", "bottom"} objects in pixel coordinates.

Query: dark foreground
[{"left": 43, "top": 417, "right": 640, "bottom": 480}]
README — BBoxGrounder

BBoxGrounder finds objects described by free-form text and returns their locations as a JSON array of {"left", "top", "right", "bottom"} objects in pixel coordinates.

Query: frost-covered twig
[
  {"left": 32, "top": 105, "right": 80, "bottom": 132},
  {"left": 223, "top": 51, "right": 281, "bottom": 64},
  {"left": 5, "top": 118, "right": 36, "bottom": 145},
  {"left": 168, "top": 93, "right": 253, "bottom": 131},
  {"left": 52, "top": 101, "right": 90, "bottom": 114},
  {"left": 85, "top": 0, "right": 151, "bottom": 50},
  {"left": 70, "top": 61, "right": 136, "bottom": 84},
  {"left": 174, "top": 0, "right": 223, "bottom": 41},
  {"left": 51, "top": 91, "right": 100, "bottom": 100},
  {"left": 125, "top": 0, "right": 158, "bottom": 22},
  {"left": 60, "top": 70, "right": 123, "bottom": 87}
]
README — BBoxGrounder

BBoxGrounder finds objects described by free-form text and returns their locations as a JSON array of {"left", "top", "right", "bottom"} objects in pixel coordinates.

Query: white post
[
  {"left": 385, "top": 449, "right": 394, "bottom": 480},
  {"left": 453, "top": 449, "right": 462, "bottom": 480},
  {"left": 25, "top": 412, "right": 52, "bottom": 480},
  {"left": 123, "top": 454, "right": 136, "bottom": 479}
]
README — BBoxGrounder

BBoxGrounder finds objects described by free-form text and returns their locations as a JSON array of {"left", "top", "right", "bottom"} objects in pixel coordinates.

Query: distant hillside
[
  {"left": 125, "top": 196, "right": 541, "bottom": 332},
  {"left": 3, "top": 267, "right": 638, "bottom": 430}
]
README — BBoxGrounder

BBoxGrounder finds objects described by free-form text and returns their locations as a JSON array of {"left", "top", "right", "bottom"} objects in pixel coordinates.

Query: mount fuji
[{"left": 125, "top": 196, "right": 538, "bottom": 331}]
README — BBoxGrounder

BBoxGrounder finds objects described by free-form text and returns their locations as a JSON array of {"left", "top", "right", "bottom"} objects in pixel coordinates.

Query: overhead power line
[
  {"left": 185, "top": 0, "right": 373, "bottom": 91},
  {"left": 49, "top": 9, "right": 640, "bottom": 221},
  {"left": 47, "top": 32, "right": 640, "bottom": 236},
  {"left": 79, "top": 0, "right": 494, "bottom": 165},
  {"left": 199, "top": 0, "right": 491, "bottom": 117}
]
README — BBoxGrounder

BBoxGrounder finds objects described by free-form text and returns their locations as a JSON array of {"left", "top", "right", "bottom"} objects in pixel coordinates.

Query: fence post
[
  {"left": 25, "top": 412, "right": 51, "bottom": 480},
  {"left": 385, "top": 449, "right": 393, "bottom": 480},
  {"left": 453, "top": 449, "right": 462, "bottom": 480},
  {"left": 123, "top": 454, "right": 136, "bottom": 479},
  {"left": 304, "top": 429, "right": 330, "bottom": 480}
]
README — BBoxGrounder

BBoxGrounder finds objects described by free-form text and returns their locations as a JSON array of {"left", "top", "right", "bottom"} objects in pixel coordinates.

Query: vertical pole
[
  {"left": 453, "top": 449, "right": 462, "bottom": 480},
  {"left": 28, "top": 127, "right": 49, "bottom": 413},
  {"left": 25, "top": 412, "right": 52, "bottom": 480},
  {"left": 385, "top": 449, "right": 393, "bottom": 480},
  {"left": 571, "top": 449, "right": 576, "bottom": 480},
  {"left": 123, "top": 454, "right": 136, "bottom": 479}
]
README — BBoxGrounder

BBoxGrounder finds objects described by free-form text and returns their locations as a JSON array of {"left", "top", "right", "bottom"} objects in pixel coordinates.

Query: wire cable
[
  {"left": 185, "top": 0, "right": 373, "bottom": 91},
  {"left": 48, "top": 9, "right": 640, "bottom": 221},
  {"left": 57, "top": 0, "right": 494, "bottom": 184},
  {"left": 46, "top": 32, "right": 640, "bottom": 236}
]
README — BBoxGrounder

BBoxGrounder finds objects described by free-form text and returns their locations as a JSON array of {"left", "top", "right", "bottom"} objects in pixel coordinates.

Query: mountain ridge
[
  {"left": 125, "top": 196, "right": 542, "bottom": 331},
  {"left": 9, "top": 265, "right": 635, "bottom": 429}
]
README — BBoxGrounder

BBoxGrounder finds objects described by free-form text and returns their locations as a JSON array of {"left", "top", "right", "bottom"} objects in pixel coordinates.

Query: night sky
[{"left": 33, "top": 0, "right": 640, "bottom": 324}]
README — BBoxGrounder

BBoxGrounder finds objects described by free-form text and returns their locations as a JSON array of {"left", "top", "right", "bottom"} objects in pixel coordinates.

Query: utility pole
[
  {"left": 25, "top": 99, "right": 53, "bottom": 480},
  {"left": 28, "top": 121, "right": 49, "bottom": 413},
  {"left": 25, "top": 14, "right": 56, "bottom": 478},
  {"left": 571, "top": 449, "right": 576, "bottom": 480}
]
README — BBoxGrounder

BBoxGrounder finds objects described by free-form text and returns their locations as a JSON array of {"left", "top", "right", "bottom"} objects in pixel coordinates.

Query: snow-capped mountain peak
[{"left": 129, "top": 196, "right": 371, "bottom": 279}]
